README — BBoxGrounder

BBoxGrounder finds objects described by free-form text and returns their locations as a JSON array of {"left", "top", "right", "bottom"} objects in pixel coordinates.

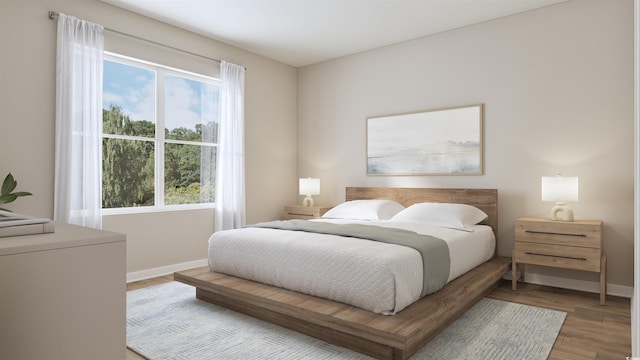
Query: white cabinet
[{"left": 0, "top": 223, "right": 126, "bottom": 360}]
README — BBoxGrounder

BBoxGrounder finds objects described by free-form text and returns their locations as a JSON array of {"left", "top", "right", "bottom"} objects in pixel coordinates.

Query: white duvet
[{"left": 208, "top": 219, "right": 495, "bottom": 314}]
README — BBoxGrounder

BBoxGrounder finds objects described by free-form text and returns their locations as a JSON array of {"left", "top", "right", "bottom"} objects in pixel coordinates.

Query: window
[{"left": 102, "top": 53, "right": 219, "bottom": 212}]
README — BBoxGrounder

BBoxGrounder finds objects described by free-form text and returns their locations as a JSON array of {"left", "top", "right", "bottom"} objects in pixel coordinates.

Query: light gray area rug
[{"left": 127, "top": 282, "right": 566, "bottom": 360}]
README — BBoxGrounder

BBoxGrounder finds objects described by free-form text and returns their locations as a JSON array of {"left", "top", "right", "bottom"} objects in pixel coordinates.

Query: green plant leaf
[
  {"left": 1, "top": 173, "right": 17, "bottom": 195},
  {"left": 0, "top": 173, "right": 32, "bottom": 208},
  {"left": 0, "top": 194, "right": 18, "bottom": 204},
  {"left": 0, "top": 207, "right": 11, "bottom": 212},
  {"left": 12, "top": 192, "right": 32, "bottom": 197}
]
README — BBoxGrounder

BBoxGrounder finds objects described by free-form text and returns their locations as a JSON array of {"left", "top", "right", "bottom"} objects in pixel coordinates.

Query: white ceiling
[{"left": 101, "top": 0, "right": 566, "bottom": 67}]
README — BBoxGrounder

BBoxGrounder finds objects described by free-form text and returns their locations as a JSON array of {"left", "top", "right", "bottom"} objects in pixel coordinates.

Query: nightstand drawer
[
  {"left": 514, "top": 242, "right": 601, "bottom": 272},
  {"left": 515, "top": 218, "right": 602, "bottom": 248},
  {"left": 284, "top": 205, "right": 332, "bottom": 220}
]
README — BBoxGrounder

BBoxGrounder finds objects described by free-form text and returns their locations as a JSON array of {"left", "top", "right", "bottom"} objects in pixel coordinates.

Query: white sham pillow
[
  {"left": 322, "top": 200, "right": 405, "bottom": 221},
  {"left": 390, "top": 202, "right": 488, "bottom": 230}
]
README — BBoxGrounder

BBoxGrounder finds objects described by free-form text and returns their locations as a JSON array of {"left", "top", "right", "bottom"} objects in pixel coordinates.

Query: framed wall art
[{"left": 366, "top": 104, "right": 483, "bottom": 176}]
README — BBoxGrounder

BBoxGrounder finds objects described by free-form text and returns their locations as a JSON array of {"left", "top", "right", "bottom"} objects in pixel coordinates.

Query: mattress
[{"left": 208, "top": 219, "right": 495, "bottom": 314}]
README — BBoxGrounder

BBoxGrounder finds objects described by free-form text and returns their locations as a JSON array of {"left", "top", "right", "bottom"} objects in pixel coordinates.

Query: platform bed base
[{"left": 174, "top": 256, "right": 510, "bottom": 360}]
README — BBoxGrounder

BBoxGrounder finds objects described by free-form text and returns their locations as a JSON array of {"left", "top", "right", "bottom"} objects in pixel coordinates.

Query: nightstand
[
  {"left": 512, "top": 217, "right": 606, "bottom": 305},
  {"left": 284, "top": 205, "right": 332, "bottom": 220}
]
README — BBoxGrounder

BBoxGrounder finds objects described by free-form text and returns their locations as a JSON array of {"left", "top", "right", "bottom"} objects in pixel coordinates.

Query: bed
[{"left": 175, "top": 187, "right": 511, "bottom": 359}]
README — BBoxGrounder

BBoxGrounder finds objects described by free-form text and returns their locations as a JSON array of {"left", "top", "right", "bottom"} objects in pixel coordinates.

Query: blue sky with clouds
[{"left": 103, "top": 60, "right": 218, "bottom": 133}]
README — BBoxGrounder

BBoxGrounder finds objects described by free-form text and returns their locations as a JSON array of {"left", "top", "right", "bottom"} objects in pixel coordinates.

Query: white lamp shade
[
  {"left": 541, "top": 176, "right": 578, "bottom": 202},
  {"left": 299, "top": 178, "right": 320, "bottom": 196}
]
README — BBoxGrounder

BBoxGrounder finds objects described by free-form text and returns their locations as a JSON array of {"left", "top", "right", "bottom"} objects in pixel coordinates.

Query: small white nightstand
[
  {"left": 512, "top": 217, "right": 606, "bottom": 305},
  {"left": 284, "top": 205, "right": 332, "bottom": 220}
]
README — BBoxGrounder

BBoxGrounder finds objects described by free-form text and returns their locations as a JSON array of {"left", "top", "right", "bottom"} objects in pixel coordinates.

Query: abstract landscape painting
[{"left": 367, "top": 104, "right": 483, "bottom": 175}]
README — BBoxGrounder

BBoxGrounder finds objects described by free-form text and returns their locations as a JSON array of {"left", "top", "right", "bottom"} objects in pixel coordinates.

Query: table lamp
[
  {"left": 541, "top": 175, "right": 578, "bottom": 221},
  {"left": 299, "top": 178, "right": 320, "bottom": 207}
]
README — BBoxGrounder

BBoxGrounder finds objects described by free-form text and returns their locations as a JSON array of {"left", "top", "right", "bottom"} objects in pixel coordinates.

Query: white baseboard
[
  {"left": 503, "top": 271, "right": 633, "bottom": 298},
  {"left": 127, "top": 259, "right": 208, "bottom": 283},
  {"left": 128, "top": 260, "right": 634, "bottom": 299}
]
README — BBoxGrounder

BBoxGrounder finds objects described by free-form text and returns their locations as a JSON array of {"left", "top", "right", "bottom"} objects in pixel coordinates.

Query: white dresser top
[{"left": 0, "top": 222, "right": 125, "bottom": 256}]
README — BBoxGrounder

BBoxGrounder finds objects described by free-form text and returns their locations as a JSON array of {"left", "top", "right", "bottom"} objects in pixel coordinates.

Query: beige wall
[
  {"left": 298, "top": 0, "right": 635, "bottom": 288},
  {"left": 0, "top": 0, "right": 298, "bottom": 273}
]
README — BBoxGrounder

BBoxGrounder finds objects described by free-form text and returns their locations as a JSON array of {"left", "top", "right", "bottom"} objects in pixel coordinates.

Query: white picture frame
[{"left": 367, "top": 104, "right": 484, "bottom": 176}]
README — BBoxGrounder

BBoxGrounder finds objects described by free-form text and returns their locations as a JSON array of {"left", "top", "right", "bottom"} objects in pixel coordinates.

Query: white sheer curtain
[
  {"left": 215, "top": 61, "right": 246, "bottom": 231},
  {"left": 53, "top": 13, "right": 104, "bottom": 229}
]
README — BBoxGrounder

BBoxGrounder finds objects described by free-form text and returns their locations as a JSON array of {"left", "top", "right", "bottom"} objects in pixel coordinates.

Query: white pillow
[
  {"left": 390, "top": 202, "right": 488, "bottom": 230},
  {"left": 322, "top": 200, "right": 405, "bottom": 220}
]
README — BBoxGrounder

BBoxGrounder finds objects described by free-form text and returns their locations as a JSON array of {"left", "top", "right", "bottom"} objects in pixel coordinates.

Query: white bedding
[{"left": 207, "top": 219, "right": 494, "bottom": 314}]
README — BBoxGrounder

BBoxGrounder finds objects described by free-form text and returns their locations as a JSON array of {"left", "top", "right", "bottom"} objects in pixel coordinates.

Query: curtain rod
[{"left": 48, "top": 11, "right": 228, "bottom": 66}]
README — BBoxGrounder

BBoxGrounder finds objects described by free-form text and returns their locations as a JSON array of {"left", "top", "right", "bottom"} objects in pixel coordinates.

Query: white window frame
[{"left": 102, "top": 52, "right": 220, "bottom": 215}]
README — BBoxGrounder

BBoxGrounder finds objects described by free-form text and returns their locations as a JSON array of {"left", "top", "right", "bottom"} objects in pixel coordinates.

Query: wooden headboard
[{"left": 346, "top": 187, "right": 498, "bottom": 243}]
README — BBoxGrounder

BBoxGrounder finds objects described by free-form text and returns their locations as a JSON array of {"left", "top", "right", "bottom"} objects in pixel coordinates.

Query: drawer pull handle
[
  {"left": 288, "top": 213, "right": 314, "bottom": 217},
  {"left": 525, "top": 230, "right": 586, "bottom": 237},
  {"left": 524, "top": 252, "right": 587, "bottom": 261}
]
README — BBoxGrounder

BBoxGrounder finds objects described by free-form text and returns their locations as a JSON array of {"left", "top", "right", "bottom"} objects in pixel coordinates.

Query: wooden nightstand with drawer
[
  {"left": 512, "top": 217, "right": 606, "bottom": 305},
  {"left": 284, "top": 205, "right": 332, "bottom": 220}
]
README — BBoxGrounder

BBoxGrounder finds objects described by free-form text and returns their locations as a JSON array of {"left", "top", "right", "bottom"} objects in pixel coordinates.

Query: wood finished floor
[{"left": 126, "top": 276, "right": 631, "bottom": 360}]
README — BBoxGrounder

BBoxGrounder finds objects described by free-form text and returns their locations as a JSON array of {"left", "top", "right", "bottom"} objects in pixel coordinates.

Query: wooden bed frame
[{"left": 174, "top": 187, "right": 511, "bottom": 360}]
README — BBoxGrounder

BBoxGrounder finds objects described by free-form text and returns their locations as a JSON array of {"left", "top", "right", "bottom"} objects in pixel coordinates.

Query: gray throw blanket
[{"left": 249, "top": 220, "right": 451, "bottom": 296}]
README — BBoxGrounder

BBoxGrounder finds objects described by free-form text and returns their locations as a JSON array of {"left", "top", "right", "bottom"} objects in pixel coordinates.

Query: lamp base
[
  {"left": 302, "top": 195, "right": 315, "bottom": 207},
  {"left": 550, "top": 202, "right": 574, "bottom": 222}
]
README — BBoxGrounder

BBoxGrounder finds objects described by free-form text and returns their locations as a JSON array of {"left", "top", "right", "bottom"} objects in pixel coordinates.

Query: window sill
[{"left": 102, "top": 203, "right": 214, "bottom": 216}]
